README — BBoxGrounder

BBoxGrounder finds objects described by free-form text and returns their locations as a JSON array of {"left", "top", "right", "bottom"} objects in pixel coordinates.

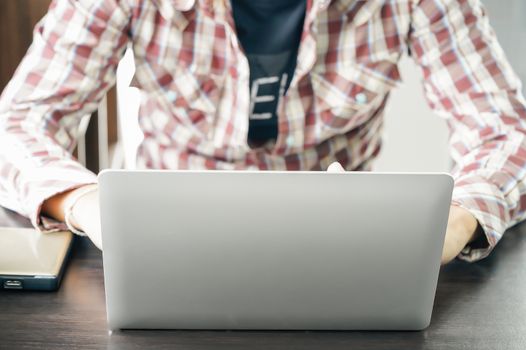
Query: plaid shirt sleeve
[
  {"left": 409, "top": 0, "right": 526, "bottom": 261},
  {"left": 0, "top": 0, "right": 130, "bottom": 232}
]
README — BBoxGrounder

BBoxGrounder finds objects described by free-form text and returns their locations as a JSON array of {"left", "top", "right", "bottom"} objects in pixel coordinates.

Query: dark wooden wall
[
  {"left": 0, "top": 0, "right": 118, "bottom": 173},
  {"left": 0, "top": 0, "right": 52, "bottom": 90}
]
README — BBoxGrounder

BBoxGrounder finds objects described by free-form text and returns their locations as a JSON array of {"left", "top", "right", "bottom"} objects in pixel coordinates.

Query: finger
[{"left": 327, "top": 162, "right": 345, "bottom": 173}]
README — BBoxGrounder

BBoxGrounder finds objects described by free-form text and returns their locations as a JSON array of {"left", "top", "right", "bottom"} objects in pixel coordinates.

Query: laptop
[{"left": 98, "top": 170, "right": 453, "bottom": 331}]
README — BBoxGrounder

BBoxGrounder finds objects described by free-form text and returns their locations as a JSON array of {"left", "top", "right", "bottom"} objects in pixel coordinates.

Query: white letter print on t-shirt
[{"left": 248, "top": 73, "right": 288, "bottom": 120}]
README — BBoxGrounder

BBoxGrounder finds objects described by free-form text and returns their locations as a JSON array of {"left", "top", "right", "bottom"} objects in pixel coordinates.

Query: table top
[{"left": 1, "top": 206, "right": 525, "bottom": 350}]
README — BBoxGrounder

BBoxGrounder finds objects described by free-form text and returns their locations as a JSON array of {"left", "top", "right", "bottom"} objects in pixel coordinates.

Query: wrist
[
  {"left": 449, "top": 205, "right": 479, "bottom": 242},
  {"left": 63, "top": 184, "right": 98, "bottom": 232},
  {"left": 41, "top": 184, "right": 97, "bottom": 226}
]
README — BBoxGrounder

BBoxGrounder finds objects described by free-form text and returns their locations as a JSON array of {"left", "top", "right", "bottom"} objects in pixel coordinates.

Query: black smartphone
[{"left": 0, "top": 228, "right": 73, "bottom": 291}]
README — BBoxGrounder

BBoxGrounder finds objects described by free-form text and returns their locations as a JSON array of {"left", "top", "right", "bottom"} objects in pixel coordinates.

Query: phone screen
[{"left": 0, "top": 228, "right": 73, "bottom": 290}]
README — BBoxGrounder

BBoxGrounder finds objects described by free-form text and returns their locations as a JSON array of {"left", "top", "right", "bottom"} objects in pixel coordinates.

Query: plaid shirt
[{"left": 1, "top": 0, "right": 525, "bottom": 262}]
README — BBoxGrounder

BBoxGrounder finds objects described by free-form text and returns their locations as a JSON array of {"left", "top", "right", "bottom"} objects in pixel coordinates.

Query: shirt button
[
  {"left": 166, "top": 91, "right": 177, "bottom": 101},
  {"left": 355, "top": 92, "right": 368, "bottom": 105}
]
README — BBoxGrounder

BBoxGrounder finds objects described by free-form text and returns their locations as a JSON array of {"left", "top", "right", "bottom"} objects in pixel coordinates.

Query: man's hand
[
  {"left": 42, "top": 184, "right": 102, "bottom": 250},
  {"left": 326, "top": 162, "right": 480, "bottom": 265},
  {"left": 441, "top": 205, "right": 479, "bottom": 265}
]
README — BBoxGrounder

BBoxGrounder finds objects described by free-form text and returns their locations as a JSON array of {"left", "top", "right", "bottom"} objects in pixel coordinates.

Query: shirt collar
[
  {"left": 154, "top": 0, "right": 195, "bottom": 15},
  {"left": 155, "top": 0, "right": 383, "bottom": 27},
  {"left": 153, "top": 0, "right": 196, "bottom": 30},
  {"left": 155, "top": 0, "right": 332, "bottom": 17},
  {"left": 305, "top": 0, "right": 383, "bottom": 34},
  {"left": 352, "top": 0, "right": 385, "bottom": 26}
]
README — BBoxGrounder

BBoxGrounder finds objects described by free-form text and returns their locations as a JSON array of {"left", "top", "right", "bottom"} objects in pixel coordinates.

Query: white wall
[
  {"left": 116, "top": 48, "right": 141, "bottom": 169},
  {"left": 372, "top": 55, "right": 450, "bottom": 172},
  {"left": 374, "top": 0, "right": 526, "bottom": 172}
]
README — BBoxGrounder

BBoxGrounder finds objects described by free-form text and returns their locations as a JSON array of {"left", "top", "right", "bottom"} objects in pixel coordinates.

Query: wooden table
[{"left": 1, "top": 206, "right": 525, "bottom": 350}]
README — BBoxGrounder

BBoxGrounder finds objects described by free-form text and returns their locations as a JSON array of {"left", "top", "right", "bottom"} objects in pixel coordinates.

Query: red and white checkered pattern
[{"left": 1, "top": 0, "right": 525, "bottom": 262}]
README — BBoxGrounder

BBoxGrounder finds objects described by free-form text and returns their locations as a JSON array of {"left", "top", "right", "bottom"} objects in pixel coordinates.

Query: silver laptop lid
[{"left": 98, "top": 170, "right": 453, "bottom": 331}]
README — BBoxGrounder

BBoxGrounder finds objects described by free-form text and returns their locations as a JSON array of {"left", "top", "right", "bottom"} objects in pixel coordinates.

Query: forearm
[
  {"left": 41, "top": 184, "right": 98, "bottom": 228},
  {"left": 39, "top": 181, "right": 102, "bottom": 249},
  {"left": 41, "top": 187, "right": 79, "bottom": 223},
  {"left": 409, "top": 0, "right": 526, "bottom": 262},
  {"left": 449, "top": 205, "right": 480, "bottom": 243},
  {"left": 0, "top": 0, "right": 130, "bottom": 230}
]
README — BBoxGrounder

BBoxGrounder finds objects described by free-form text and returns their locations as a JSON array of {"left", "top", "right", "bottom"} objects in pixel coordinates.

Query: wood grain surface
[{"left": 1, "top": 206, "right": 525, "bottom": 349}]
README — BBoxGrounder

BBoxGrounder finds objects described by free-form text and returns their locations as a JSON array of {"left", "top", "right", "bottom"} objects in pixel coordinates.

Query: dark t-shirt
[{"left": 231, "top": 0, "right": 306, "bottom": 143}]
